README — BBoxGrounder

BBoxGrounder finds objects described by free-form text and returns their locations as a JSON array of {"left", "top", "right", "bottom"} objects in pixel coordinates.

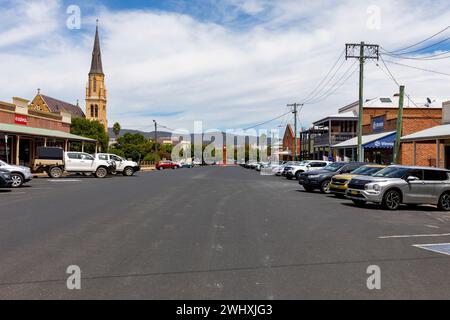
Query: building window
[
  {"left": 95, "top": 105, "right": 99, "bottom": 118},
  {"left": 90, "top": 105, "right": 94, "bottom": 117},
  {"left": 93, "top": 78, "right": 97, "bottom": 92}
]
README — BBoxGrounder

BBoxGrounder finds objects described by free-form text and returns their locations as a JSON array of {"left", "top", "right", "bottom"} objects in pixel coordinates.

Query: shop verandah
[{"left": 0, "top": 123, "right": 97, "bottom": 167}]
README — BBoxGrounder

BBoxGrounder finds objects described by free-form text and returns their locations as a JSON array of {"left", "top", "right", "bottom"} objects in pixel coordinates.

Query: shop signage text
[
  {"left": 372, "top": 116, "right": 385, "bottom": 132},
  {"left": 15, "top": 114, "right": 28, "bottom": 125}
]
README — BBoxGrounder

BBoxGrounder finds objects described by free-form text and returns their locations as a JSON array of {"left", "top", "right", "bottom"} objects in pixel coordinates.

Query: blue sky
[{"left": 1, "top": 0, "right": 450, "bottom": 132}]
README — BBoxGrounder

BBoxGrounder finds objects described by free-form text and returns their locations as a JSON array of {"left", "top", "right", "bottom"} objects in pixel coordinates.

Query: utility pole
[
  {"left": 394, "top": 85, "right": 405, "bottom": 164},
  {"left": 287, "top": 103, "right": 303, "bottom": 161},
  {"left": 346, "top": 42, "right": 380, "bottom": 162},
  {"left": 153, "top": 120, "right": 158, "bottom": 156}
]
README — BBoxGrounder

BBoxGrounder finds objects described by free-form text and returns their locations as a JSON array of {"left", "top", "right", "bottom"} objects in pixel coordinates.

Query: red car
[{"left": 156, "top": 161, "right": 180, "bottom": 170}]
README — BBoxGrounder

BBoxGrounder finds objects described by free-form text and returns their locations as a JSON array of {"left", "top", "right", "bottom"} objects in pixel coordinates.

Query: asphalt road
[{"left": 1, "top": 166, "right": 450, "bottom": 299}]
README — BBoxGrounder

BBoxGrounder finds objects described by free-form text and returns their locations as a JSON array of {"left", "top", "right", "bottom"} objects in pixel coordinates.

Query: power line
[
  {"left": 305, "top": 60, "right": 358, "bottom": 105},
  {"left": 382, "top": 37, "right": 450, "bottom": 56},
  {"left": 243, "top": 111, "right": 292, "bottom": 131},
  {"left": 382, "top": 26, "right": 450, "bottom": 54},
  {"left": 300, "top": 49, "right": 346, "bottom": 104},
  {"left": 374, "top": 58, "right": 442, "bottom": 124},
  {"left": 382, "top": 59, "right": 450, "bottom": 77},
  {"left": 382, "top": 50, "right": 450, "bottom": 61}
]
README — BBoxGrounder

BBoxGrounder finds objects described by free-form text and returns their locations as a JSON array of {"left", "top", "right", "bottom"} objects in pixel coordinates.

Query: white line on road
[
  {"left": 413, "top": 243, "right": 450, "bottom": 256},
  {"left": 379, "top": 233, "right": 450, "bottom": 239},
  {"left": 48, "top": 179, "right": 82, "bottom": 182}
]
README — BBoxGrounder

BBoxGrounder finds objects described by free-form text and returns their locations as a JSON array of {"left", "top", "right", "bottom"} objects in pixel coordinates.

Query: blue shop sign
[{"left": 372, "top": 116, "right": 385, "bottom": 132}]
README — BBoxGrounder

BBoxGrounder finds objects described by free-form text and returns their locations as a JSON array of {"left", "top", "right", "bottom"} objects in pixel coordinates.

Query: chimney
[{"left": 443, "top": 101, "right": 450, "bottom": 124}]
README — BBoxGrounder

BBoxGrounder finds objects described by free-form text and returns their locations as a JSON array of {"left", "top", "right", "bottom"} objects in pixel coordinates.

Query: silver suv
[
  {"left": 346, "top": 166, "right": 450, "bottom": 211},
  {"left": 0, "top": 160, "right": 33, "bottom": 188}
]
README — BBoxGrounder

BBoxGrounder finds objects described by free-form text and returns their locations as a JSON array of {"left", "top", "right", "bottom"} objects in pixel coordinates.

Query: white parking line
[
  {"left": 413, "top": 243, "right": 450, "bottom": 256},
  {"left": 379, "top": 233, "right": 450, "bottom": 239},
  {"left": 47, "top": 179, "right": 82, "bottom": 182}
]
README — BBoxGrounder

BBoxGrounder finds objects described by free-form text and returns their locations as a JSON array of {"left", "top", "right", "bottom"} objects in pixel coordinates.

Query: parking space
[{"left": 1, "top": 166, "right": 450, "bottom": 299}]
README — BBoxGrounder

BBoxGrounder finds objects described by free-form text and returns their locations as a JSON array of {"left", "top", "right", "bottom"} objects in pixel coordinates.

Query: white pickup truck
[
  {"left": 94, "top": 153, "right": 140, "bottom": 176},
  {"left": 33, "top": 147, "right": 116, "bottom": 179}
]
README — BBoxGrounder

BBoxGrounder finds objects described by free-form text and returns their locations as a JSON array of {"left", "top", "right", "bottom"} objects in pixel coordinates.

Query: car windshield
[
  {"left": 351, "top": 166, "right": 384, "bottom": 176},
  {"left": 373, "top": 167, "right": 409, "bottom": 178},
  {"left": 323, "top": 163, "right": 345, "bottom": 172}
]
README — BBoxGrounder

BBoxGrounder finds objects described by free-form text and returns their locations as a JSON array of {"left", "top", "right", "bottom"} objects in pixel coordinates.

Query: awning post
[
  {"left": 81, "top": 141, "right": 85, "bottom": 153},
  {"left": 413, "top": 142, "right": 416, "bottom": 166}
]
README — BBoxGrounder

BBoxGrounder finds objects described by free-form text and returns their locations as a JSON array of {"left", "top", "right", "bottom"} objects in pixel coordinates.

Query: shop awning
[
  {"left": 333, "top": 131, "right": 396, "bottom": 149},
  {"left": 364, "top": 132, "right": 396, "bottom": 149},
  {"left": 0, "top": 123, "right": 96, "bottom": 142}
]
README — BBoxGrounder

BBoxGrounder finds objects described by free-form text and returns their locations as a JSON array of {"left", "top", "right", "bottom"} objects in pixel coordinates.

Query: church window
[
  {"left": 93, "top": 78, "right": 97, "bottom": 92},
  {"left": 95, "top": 105, "right": 99, "bottom": 118},
  {"left": 90, "top": 105, "right": 94, "bottom": 117}
]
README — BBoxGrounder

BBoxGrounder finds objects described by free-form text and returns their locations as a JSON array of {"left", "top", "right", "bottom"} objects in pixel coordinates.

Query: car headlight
[{"left": 365, "top": 183, "right": 381, "bottom": 192}]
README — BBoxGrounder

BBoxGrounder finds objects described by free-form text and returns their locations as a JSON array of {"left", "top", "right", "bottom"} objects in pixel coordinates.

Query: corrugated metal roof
[
  {"left": 333, "top": 131, "right": 396, "bottom": 148},
  {"left": 0, "top": 123, "right": 96, "bottom": 142},
  {"left": 401, "top": 124, "right": 450, "bottom": 141}
]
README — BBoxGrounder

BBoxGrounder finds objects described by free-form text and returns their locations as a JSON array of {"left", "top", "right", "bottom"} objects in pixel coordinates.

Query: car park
[
  {"left": 33, "top": 147, "right": 116, "bottom": 178},
  {"left": 94, "top": 153, "right": 140, "bottom": 176},
  {"left": 156, "top": 160, "right": 181, "bottom": 170},
  {"left": 329, "top": 164, "right": 385, "bottom": 197},
  {"left": 299, "top": 162, "right": 367, "bottom": 194},
  {"left": 346, "top": 165, "right": 450, "bottom": 211},
  {"left": 0, "top": 160, "right": 33, "bottom": 188},
  {"left": 285, "top": 160, "right": 330, "bottom": 180},
  {"left": 0, "top": 168, "right": 13, "bottom": 188}
]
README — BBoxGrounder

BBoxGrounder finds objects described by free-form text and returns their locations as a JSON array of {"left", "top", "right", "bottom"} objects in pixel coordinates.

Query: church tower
[{"left": 85, "top": 21, "right": 108, "bottom": 132}]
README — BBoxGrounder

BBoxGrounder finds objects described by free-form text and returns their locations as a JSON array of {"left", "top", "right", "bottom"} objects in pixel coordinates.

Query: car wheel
[
  {"left": 352, "top": 200, "right": 366, "bottom": 207},
  {"left": 382, "top": 189, "right": 401, "bottom": 210},
  {"left": 438, "top": 192, "right": 450, "bottom": 211},
  {"left": 49, "top": 166, "right": 63, "bottom": 179},
  {"left": 295, "top": 171, "right": 303, "bottom": 180},
  {"left": 11, "top": 173, "right": 24, "bottom": 188},
  {"left": 95, "top": 167, "right": 108, "bottom": 178},
  {"left": 320, "top": 180, "right": 331, "bottom": 194},
  {"left": 123, "top": 167, "right": 134, "bottom": 177},
  {"left": 303, "top": 186, "right": 315, "bottom": 192}
]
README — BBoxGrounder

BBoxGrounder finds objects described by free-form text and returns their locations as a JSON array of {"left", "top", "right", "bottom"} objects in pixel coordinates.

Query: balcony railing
[{"left": 313, "top": 133, "right": 356, "bottom": 147}]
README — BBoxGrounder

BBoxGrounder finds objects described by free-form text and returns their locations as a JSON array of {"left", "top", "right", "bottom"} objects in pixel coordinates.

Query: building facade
[{"left": 85, "top": 23, "right": 108, "bottom": 132}]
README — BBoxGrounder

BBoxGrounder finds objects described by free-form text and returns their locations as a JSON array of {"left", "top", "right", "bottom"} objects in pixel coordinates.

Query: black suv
[{"left": 298, "top": 162, "right": 367, "bottom": 194}]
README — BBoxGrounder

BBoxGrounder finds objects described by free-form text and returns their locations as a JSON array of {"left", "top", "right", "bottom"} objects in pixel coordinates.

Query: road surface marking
[
  {"left": 379, "top": 233, "right": 450, "bottom": 239},
  {"left": 48, "top": 179, "right": 82, "bottom": 182},
  {"left": 413, "top": 243, "right": 450, "bottom": 256}
]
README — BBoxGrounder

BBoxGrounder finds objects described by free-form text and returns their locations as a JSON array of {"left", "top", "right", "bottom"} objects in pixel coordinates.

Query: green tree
[
  {"left": 112, "top": 122, "right": 121, "bottom": 139},
  {"left": 70, "top": 118, "right": 109, "bottom": 153}
]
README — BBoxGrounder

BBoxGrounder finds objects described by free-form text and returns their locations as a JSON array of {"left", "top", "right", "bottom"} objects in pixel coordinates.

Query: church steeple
[
  {"left": 86, "top": 21, "right": 108, "bottom": 132},
  {"left": 89, "top": 20, "right": 104, "bottom": 75}
]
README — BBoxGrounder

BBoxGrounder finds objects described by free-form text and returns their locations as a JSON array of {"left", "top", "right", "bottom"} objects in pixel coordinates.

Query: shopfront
[
  {"left": 333, "top": 131, "right": 396, "bottom": 164},
  {"left": 0, "top": 99, "right": 96, "bottom": 167}
]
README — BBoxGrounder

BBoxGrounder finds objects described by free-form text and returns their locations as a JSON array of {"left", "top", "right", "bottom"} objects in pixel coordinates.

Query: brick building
[
  {"left": 401, "top": 101, "right": 450, "bottom": 168},
  {"left": 0, "top": 98, "right": 95, "bottom": 166},
  {"left": 280, "top": 124, "right": 301, "bottom": 161},
  {"left": 333, "top": 95, "right": 445, "bottom": 164}
]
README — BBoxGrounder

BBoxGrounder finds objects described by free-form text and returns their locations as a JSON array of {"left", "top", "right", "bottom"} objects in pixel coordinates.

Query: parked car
[
  {"left": 156, "top": 160, "right": 180, "bottom": 170},
  {"left": 179, "top": 162, "right": 194, "bottom": 168},
  {"left": 0, "top": 160, "right": 33, "bottom": 187},
  {"left": 94, "top": 153, "right": 140, "bottom": 176},
  {"left": 298, "top": 162, "right": 367, "bottom": 193},
  {"left": 346, "top": 166, "right": 450, "bottom": 211},
  {"left": 281, "top": 161, "right": 306, "bottom": 177},
  {"left": 33, "top": 147, "right": 116, "bottom": 178},
  {"left": 329, "top": 164, "right": 386, "bottom": 197},
  {"left": 0, "top": 168, "right": 13, "bottom": 188},
  {"left": 273, "top": 162, "right": 293, "bottom": 176},
  {"left": 285, "top": 160, "right": 330, "bottom": 180}
]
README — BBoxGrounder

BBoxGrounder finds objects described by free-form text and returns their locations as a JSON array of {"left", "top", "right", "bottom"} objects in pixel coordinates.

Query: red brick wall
[
  {"left": 0, "top": 109, "right": 70, "bottom": 133},
  {"left": 401, "top": 142, "right": 444, "bottom": 167}
]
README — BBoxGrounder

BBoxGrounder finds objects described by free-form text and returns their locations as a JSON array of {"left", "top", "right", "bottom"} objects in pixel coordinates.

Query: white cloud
[{"left": 1, "top": 0, "right": 450, "bottom": 132}]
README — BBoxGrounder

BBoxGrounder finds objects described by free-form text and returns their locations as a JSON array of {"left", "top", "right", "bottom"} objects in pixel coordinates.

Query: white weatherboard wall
[{"left": 443, "top": 101, "right": 450, "bottom": 125}]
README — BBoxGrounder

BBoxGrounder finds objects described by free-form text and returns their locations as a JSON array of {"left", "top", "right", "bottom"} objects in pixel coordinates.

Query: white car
[
  {"left": 95, "top": 153, "right": 140, "bottom": 176},
  {"left": 0, "top": 160, "right": 33, "bottom": 187},
  {"left": 33, "top": 148, "right": 116, "bottom": 178},
  {"left": 273, "top": 161, "right": 295, "bottom": 176},
  {"left": 284, "top": 160, "right": 331, "bottom": 180}
]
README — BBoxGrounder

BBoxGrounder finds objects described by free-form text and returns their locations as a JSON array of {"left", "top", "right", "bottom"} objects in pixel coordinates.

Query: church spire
[{"left": 89, "top": 20, "right": 104, "bottom": 75}]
